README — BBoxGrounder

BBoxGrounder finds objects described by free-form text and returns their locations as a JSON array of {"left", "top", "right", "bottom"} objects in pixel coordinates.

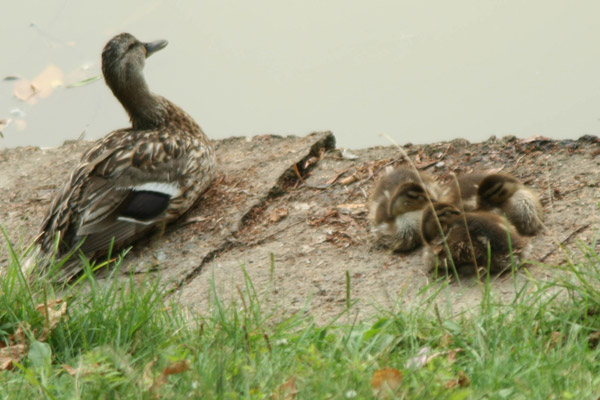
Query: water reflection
[{"left": 1, "top": 1, "right": 599, "bottom": 150}]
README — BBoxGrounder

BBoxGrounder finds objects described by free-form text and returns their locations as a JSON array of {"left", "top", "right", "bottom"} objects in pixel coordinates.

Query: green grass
[{"left": 1, "top": 233, "right": 599, "bottom": 399}]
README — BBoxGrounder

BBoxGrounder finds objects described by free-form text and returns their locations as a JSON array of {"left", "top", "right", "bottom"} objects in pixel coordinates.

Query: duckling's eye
[
  {"left": 406, "top": 190, "right": 423, "bottom": 199},
  {"left": 483, "top": 182, "right": 504, "bottom": 198},
  {"left": 439, "top": 210, "right": 457, "bottom": 219}
]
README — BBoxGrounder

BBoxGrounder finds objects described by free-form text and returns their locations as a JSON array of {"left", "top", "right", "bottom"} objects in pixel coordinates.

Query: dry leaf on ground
[
  {"left": 62, "top": 363, "right": 79, "bottom": 376},
  {"left": 303, "top": 156, "right": 319, "bottom": 169},
  {"left": 9, "top": 323, "right": 30, "bottom": 344},
  {"left": 162, "top": 360, "right": 190, "bottom": 376},
  {"left": 440, "top": 333, "right": 452, "bottom": 347},
  {"left": 371, "top": 368, "right": 403, "bottom": 399},
  {"left": 405, "top": 347, "right": 463, "bottom": 368},
  {"left": 268, "top": 208, "right": 289, "bottom": 223},
  {"left": 272, "top": 376, "right": 297, "bottom": 400},
  {"left": 36, "top": 299, "right": 68, "bottom": 341},
  {"left": 148, "top": 360, "right": 191, "bottom": 394},
  {"left": 339, "top": 174, "right": 358, "bottom": 185},
  {"left": 0, "top": 344, "right": 29, "bottom": 371},
  {"left": 61, "top": 363, "right": 97, "bottom": 377},
  {"left": 445, "top": 370, "right": 470, "bottom": 389},
  {"left": 546, "top": 331, "right": 563, "bottom": 350},
  {"left": 335, "top": 203, "right": 367, "bottom": 215}
]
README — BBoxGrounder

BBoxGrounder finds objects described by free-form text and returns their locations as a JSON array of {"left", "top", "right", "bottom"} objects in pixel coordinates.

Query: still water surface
[{"left": 1, "top": 1, "right": 600, "bottom": 150}]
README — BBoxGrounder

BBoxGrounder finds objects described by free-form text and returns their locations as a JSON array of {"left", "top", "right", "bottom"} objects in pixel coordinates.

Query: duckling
[
  {"left": 476, "top": 173, "right": 543, "bottom": 236},
  {"left": 420, "top": 202, "right": 462, "bottom": 246},
  {"left": 421, "top": 202, "right": 529, "bottom": 274},
  {"left": 370, "top": 166, "right": 439, "bottom": 251},
  {"left": 35, "top": 33, "right": 216, "bottom": 279},
  {"left": 371, "top": 182, "right": 432, "bottom": 251},
  {"left": 440, "top": 173, "right": 486, "bottom": 211},
  {"left": 370, "top": 166, "right": 440, "bottom": 222}
]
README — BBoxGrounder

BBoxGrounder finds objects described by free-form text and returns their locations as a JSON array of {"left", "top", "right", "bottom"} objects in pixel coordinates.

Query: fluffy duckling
[
  {"left": 35, "top": 33, "right": 216, "bottom": 279},
  {"left": 421, "top": 202, "right": 529, "bottom": 274},
  {"left": 420, "top": 202, "right": 462, "bottom": 246},
  {"left": 370, "top": 166, "right": 439, "bottom": 251},
  {"left": 440, "top": 173, "right": 487, "bottom": 211},
  {"left": 476, "top": 173, "right": 543, "bottom": 236}
]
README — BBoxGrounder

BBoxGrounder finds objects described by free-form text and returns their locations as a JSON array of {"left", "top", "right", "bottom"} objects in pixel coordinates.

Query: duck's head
[
  {"left": 420, "top": 202, "right": 461, "bottom": 244},
  {"left": 388, "top": 182, "right": 430, "bottom": 217},
  {"left": 102, "top": 33, "right": 168, "bottom": 83},
  {"left": 477, "top": 173, "right": 521, "bottom": 206}
]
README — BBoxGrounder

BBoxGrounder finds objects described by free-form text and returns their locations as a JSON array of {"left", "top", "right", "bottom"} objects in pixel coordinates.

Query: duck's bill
[{"left": 145, "top": 40, "right": 168, "bottom": 57}]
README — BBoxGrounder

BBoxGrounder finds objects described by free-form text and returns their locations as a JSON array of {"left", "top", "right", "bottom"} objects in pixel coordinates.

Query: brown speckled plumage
[
  {"left": 36, "top": 33, "right": 216, "bottom": 279},
  {"left": 421, "top": 202, "right": 529, "bottom": 274},
  {"left": 440, "top": 173, "right": 487, "bottom": 212},
  {"left": 476, "top": 173, "right": 544, "bottom": 236},
  {"left": 369, "top": 166, "right": 440, "bottom": 252}
]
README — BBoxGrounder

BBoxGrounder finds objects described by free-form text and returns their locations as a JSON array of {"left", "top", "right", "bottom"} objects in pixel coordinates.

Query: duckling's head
[
  {"left": 388, "top": 182, "right": 430, "bottom": 217},
  {"left": 102, "top": 33, "right": 168, "bottom": 87},
  {"left": 477, "top": 173, "right": 521, "bottom": 206},
  {"left": 420, "top": 202, "right": 462, "bottom": 244}
]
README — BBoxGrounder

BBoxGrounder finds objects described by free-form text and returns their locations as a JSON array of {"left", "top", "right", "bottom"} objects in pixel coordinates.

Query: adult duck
[{"left": 36, "top": 33, "right": 216, "bottom": 279}]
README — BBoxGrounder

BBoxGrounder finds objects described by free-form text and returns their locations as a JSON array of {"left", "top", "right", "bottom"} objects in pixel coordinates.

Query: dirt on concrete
[{"left": 1, "top": 132, "right": 599, "bottom": 322}]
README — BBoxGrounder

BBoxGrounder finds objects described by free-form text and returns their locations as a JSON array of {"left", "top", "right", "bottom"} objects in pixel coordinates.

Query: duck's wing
[
  {"left": 73, "top": 175, "right": 173, "bottom": 255},
  {"left": 71, "top": 131, "right": 199, "bottom": 254},
  {"left": 42, "top": 179, "right": 164, "bottom": 282},
  {"left": 40, "top": 128, "right": 213, "bottom": 258}
]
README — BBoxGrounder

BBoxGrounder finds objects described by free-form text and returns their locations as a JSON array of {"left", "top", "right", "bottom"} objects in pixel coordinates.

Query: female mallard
[
  {"left": 370, "top": 166, "right": 440, "bottom": 251},
  {"left": 420, "top": 202, "right": 529, "bottom": 274},
  {"left": 476, "top": 173, "right": 543, "bottom": 236},
  {"left": 35, "top": 33, "right": 216, "bottom": 279}
]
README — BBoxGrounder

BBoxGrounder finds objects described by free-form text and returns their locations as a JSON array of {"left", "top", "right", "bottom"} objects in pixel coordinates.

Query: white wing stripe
[
  {"left": 133, "top": 182, "right": 181, "bottom": 197},
  {"left": 117, "top": 216, "right": 157, "bottom": 225}
]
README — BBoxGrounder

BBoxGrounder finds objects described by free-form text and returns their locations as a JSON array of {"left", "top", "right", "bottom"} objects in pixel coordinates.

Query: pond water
[{"left": 1, "top": 1, "right": 600, "bottom": 150}]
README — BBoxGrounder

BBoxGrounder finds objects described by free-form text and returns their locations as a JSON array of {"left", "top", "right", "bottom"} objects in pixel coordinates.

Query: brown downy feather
[
  {"left": 440, "top": 173, "right": 487, "bottom": 212},
  {"left": 477, "top": 173, "right": 544, "bottom": 236},
  {"left": 369, "top": 166, "right": 440, "bottom": 251},
  {"left": 421, "top": 202, "right": 529, "bottom": 275}
]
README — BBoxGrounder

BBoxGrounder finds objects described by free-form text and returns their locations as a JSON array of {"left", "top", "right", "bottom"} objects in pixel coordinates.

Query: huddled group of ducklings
[{"left": 369, "top": 166, "right": 544, "bottom": 275}]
